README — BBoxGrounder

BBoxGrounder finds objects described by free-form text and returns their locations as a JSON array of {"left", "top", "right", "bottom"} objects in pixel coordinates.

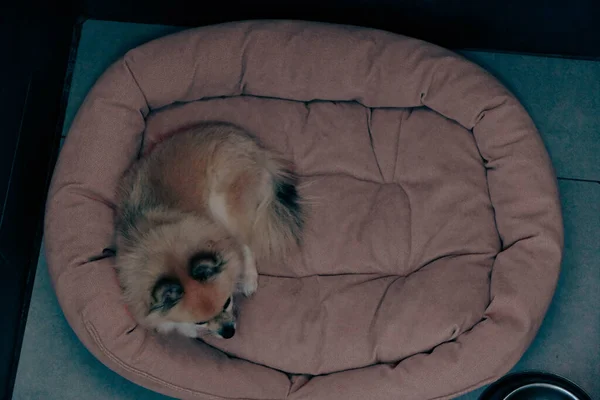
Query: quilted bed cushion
[{"left": 45, "top": 20, "right": 563, "bottom": 400}]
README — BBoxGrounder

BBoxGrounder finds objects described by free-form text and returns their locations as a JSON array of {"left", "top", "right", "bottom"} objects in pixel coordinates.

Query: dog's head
[{"left": 115, "top": 211, "right": 244, "bottom": 339}]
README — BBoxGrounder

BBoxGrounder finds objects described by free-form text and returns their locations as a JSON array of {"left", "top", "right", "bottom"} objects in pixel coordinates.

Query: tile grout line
[{"left": 557, "top": 177, "right": 600, "bottom": 185}]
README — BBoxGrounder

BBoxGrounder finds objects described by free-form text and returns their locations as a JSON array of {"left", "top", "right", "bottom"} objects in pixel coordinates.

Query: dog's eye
[
  {"left": 223, "top": 297, "right": 231, "bottom": 310},
  {"left": 189, "top": 251, "right": 223, "bottom": 281},
  {"left": 151, "top": 278, "right": 183, "bottom": 311},
  {"left": 191, "top": 263, "right": 219, "bottom": 281}
]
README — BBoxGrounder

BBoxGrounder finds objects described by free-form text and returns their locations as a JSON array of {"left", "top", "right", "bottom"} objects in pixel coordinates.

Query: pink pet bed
[{"left": 45, "top": 20, "right": 563, "bottom": 399}]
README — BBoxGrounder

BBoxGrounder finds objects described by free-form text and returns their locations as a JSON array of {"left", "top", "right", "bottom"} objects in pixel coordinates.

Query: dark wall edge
[{"left": 0, "top": 6, "right": 80, "bottom": 400}]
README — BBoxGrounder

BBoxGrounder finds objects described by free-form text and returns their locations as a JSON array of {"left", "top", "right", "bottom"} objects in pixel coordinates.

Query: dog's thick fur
[{"left": 113, "top": 122, "right": 303, "bottom": 339}]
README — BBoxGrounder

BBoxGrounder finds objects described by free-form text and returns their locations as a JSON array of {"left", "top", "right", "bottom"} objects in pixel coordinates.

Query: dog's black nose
[{"left": 220, "top": 323, "right": 235, "bottom": 339}]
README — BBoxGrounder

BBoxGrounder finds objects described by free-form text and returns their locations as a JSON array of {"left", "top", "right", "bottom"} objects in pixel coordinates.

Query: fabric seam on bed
[{"left": 84, "top": 320, "right": 286, "bottom": 400}]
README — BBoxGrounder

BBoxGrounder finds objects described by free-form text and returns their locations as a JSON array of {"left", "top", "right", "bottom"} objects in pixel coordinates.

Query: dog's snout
[{"left": 219, "top": 323, "right": 235, "bottom": 339}]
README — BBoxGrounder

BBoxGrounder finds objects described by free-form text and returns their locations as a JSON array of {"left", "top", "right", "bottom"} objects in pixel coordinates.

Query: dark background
[{"left": 1, "top": 0, "right": 599, "bottom": 398}]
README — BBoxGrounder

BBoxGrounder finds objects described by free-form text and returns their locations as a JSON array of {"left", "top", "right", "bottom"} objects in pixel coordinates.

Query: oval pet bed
[{"left": 45, "top": 20, "right": 563, "bottom": 400}]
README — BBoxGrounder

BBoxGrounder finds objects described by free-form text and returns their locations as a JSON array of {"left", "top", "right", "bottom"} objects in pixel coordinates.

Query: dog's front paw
[{"left": 241, "top": 271, "right": 258, "bottom": 297}]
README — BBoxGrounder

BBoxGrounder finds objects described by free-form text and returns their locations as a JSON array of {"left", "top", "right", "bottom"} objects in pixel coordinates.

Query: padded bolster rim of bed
[{"left": 45, "top": 20, "right": 563, "bottom": 400}]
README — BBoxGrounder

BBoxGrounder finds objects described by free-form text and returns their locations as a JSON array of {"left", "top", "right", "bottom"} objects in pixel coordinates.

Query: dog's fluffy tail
[{"left": 251, "top": 157, "right": 304, "bottom": 262}]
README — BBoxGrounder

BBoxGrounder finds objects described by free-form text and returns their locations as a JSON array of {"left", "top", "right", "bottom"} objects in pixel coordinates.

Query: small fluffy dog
[{"left": 113, "top": 122, "right": 303, "bottom": 339}]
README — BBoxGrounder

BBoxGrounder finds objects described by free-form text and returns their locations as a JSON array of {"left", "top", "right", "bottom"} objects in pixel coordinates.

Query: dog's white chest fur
[{"left": 156, "top": 321, "right": 200, "bottom": 338}]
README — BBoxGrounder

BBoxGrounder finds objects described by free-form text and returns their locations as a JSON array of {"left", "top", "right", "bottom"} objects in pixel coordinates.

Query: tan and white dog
[{"left": 112, "top": 122, "right": 303, "bottom": 339}]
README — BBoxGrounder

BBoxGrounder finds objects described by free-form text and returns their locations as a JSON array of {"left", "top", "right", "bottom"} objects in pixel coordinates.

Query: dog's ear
[{"left": 189, "top": 251, "right": 223, "bottom": 281}]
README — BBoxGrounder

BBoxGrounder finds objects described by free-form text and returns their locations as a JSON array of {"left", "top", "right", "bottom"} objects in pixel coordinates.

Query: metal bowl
[{"left": 479, "top": 372, "right": 592, "bottom": 400}]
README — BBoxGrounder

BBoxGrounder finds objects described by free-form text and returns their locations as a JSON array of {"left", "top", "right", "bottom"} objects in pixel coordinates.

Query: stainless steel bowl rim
[
  {"left": 479, "top": 371, "right": 592, "bottom": 400},
  {"left": 504, "top": 382, "right": 582, "bottom": 400}
]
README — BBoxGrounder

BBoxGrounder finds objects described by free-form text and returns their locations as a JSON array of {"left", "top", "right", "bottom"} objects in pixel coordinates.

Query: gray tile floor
[{"left": 13, "top": 20, "right": 600, "bottom": 400}]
